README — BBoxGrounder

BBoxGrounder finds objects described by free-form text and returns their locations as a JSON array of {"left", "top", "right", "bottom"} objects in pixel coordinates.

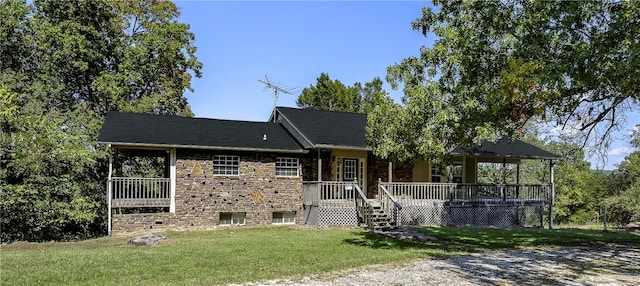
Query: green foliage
[
  {"left": 368, "top": 0, "right": 639, "bottom": 162},
  {"left": 1, "top": 89, "right": 103, "bottom": 241},
  {"left": 605, "top": 151, "right": 640, "bottom": 226},
  {"left": 0, "top": 0, "right": 201, "bottom": 242},
  {"left": 296, "top": 73, "right": 390, "bottom": 114}
]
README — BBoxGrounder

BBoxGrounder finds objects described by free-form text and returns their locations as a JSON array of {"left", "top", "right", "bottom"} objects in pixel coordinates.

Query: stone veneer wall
[
  {"left": 112, "top": 213, "right": 180, "bottom": 233},
  {"left": 367, "top": 154, "right": 414, "bottom": 198},
  {"left": 111, "top": 149, "right": 304, "bottom": 233},
  {"left": 302, "top": 149, "right": 333, "bottom": 182}
]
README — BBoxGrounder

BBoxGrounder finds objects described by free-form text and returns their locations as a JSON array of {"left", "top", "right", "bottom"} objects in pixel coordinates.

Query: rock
[
  {"left": 128, "top": 234, "right": 168, "bottom": 246},
  {"left": 626, "top": 221, "right": 640, "bottom": 230}
]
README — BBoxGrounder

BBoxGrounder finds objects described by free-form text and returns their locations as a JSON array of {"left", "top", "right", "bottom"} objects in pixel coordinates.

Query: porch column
[
  {"left": 169, "top": 148, "right": 177, "bottom": 213},
  {"left": 516, "top": 163, "right": 520, "bottom": 184},
  {"left": 317, "top": 150, "right": 322, "bottom": 182},
  {"left": 462, "top": 156, "right": 466, "bottom": 183},
  {"left": 107, "top": 145, "right": 113, "bottom": 236},
  {"left": 474, "top": 158, "right": 478, "bottom": 183},
  {"left": 388, "top": 161, "right": 393, "bottom": 182},
  {"left": 549, "top": 160, "right": 555, "bottom": 229},
  {"left": 501, "top": 157, "right": 507, "bottom": 184}
]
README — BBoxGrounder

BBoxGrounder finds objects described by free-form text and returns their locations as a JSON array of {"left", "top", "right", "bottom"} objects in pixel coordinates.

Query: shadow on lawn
[{"left": 341, "top": 230, "right": 471, "bottom": 254}]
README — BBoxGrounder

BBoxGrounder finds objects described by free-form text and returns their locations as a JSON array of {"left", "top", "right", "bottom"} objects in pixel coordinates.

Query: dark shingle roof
[
  {"left": 98, "top": 112, "right": 305, "bottom": 153},
  {"left": 454, "top": 137, "right": 561, "bottom": 160},
  {"left": 274, "top": 107, "right": 369, "bottom": 150},
  {"left": 99, "top": 109, "right": 560, "bottom": 160},
  {"left": 274, "top": 107, "right": 559, "bottom": 159}
]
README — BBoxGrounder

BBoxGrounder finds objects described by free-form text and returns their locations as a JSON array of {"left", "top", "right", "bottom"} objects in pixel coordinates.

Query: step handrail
[
  {"left": 378, "top": 182, "right": 402, "bottom": 227},
  {"left": 353, "top": 182, "right": 374, "bottom": 230}
]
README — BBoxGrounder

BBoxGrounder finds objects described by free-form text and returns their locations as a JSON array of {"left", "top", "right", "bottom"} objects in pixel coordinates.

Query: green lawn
[
  {"left": 2, "top": 226, "right": 638, "bottom": 285},
  {"left": 418, "top": 226, "right": 640, "bottom": 249}
]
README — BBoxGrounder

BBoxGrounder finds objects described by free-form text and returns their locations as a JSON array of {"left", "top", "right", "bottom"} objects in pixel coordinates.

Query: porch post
[
  {"left": 549, "top": 160, "right": 555, "bottom": 229},
  {"left": 107, "top": 145, "right": 113, "bottom": 236},
  {"left": 317, "top": 150, "right": 322, "bottom": 182},
  {"left": 169, "top": 148, "right": 177, "bottom": 213},
  {"left": 501, "top": 157, "right": 507, "bottom": 184},
  {"left": 516, "top": 162, "right": 521, "bottom": 199},
  {"left": 388, "top": 161, "right": 392, "bottom": 182},
  {"left": 474, "top": 158, "right": 478, "bottom": 183},
  {"left": 462, "top": 156, "right": 466, "bottom": 183}
]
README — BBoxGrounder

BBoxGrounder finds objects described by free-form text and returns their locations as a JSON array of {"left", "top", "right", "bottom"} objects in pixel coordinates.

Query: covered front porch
[{"left": 302, "top": 136, "right": 559, "bottom": 229}]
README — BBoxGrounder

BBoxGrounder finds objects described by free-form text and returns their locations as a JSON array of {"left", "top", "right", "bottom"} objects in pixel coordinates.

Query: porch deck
[
  {"left": 303, "top": 181, "right": 551, "bottom": 228},
  {"left": 109, "top": 177, "right": 171, "bottom": 208},
  {"left": 382, "top": 182, "right": 551, "bottom": 206}
]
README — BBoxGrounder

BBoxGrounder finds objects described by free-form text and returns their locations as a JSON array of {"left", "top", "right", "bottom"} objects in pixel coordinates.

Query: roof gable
[
  {"left": 98, "top": 112, "right": 305, "bottom": 153},
  {"left": 274, "top": 107, "right": 369, "bottom": 150},
  {"left": 274, "top": 107, "right": 559, "bottom": 159}
]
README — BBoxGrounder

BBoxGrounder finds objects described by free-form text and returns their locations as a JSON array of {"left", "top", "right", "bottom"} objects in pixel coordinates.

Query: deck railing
[
  {"left": 110, "top": 177, "right": 171, "bottom": 207},
  {"left": 378, "top": 183, "right": 402, "bottom": 227},
  {"left": 303, "top": 181, "right": 373, "bottom": 227},
  {"left": 381, "top": 182, "right": 551, "bottom": 204},
  {"left": 353, "top": 184, "right": 373, "bottom": 229},
  {"left": 302, "top": 181, "right": 358, "bottom": 207}
]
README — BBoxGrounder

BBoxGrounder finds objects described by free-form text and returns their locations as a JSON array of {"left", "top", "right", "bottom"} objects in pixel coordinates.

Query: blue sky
[
  {"left": 176, "top": 1, "right": 636, "bottom": 170},
  {"left": 176, "top": 1, "right": 427, "bottom": 119}
]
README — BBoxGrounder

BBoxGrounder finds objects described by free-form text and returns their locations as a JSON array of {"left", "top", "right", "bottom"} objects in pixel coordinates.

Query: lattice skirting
[
  {"left": 307, "top": 206, "right": 358, "bottom": 226},
  {"left": 397, "top": 200, "right": 544, "bottom": 228}
]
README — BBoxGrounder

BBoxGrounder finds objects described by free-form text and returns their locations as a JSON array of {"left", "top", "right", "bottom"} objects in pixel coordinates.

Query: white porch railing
[
  {"left": 302, "top": 181, "right": 358, "bottom": 206},
  {"left": 378, "top": 183, "right": 402, "bottom": 227},
  {"left": 381, "top": 182, "right": 552, "bottom": 204},
  {"left": 110, "top": 177, "right": 171, "bottom": 207},
  {"left": 302, "top": 181, "right": 373, "bottom": 227}
]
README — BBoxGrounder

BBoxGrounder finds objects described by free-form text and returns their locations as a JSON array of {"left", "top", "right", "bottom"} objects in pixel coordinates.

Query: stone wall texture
[
  {"left": 112, "top": 149, "right": 304, "bottom": 233},
  {"left": 302, "top": 149, "right": 333, "bottom": 182},
  {"left": 367, "top": 154, "right": 414, "bottom": 198}
]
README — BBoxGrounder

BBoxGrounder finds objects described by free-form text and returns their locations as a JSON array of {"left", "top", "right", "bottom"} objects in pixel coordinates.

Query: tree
[
  {"left": 604, "top": 148, "right": 640, "bottom": 226},
  {"left": 0, "top": 0, "right": 202, "bottom": 242},
  {"left": 296, "top": 73, "right": 390, "bottom": 114},
  {"left": 368, "top": 0, "right": 639, "bottom": 162}
]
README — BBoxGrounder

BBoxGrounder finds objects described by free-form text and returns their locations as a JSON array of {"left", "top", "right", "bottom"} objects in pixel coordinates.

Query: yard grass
[
  {"left": 2, "top": 226, "right": 639, "bottom": 286},
  {"left": 418, "top": 226, "right": 640, "bottom": 249},
  {"left": 0, "top": 227, "right": 453, "bottom": 286}
]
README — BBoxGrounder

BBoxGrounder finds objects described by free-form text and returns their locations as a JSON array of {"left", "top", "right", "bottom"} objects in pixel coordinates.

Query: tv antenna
[{"left": 259, "top": 75, "right": 297, "bottom": 107}]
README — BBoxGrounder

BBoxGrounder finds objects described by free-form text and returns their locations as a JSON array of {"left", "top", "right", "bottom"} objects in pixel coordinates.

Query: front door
[{"left": 343, "top": 158, "right": 358, "bottom": 182}]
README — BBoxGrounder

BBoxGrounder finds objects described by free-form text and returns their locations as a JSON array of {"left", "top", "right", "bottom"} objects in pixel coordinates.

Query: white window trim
[
  {"left": 272, "top": 211, "right": 296, "bottom": 225},
  {"left": 275, "top": 157, "right": 299, "bottom": 178},
  {"left": 343, "top": 158, "right": 357, "bottom": 181},
  {"left": 219, "top": 212, "right": 246, "bottom": 226},
  {"left": 213, "top": 155, "right": 240, "bottom": 176}
]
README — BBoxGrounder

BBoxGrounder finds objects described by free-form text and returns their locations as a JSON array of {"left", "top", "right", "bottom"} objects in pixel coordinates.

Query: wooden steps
[{"left": 368, "top": 202, "right": 396, "bottom": 231}]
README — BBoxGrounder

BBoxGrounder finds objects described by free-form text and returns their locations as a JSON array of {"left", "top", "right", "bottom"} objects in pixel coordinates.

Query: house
[{"left": 98, "top": 107, "right": 560, "bottom": 235}]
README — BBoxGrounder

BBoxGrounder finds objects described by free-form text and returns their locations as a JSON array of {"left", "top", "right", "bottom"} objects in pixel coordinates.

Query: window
[
  {"left": 276, "top": 158, "right": 299, "bottom": 177},
  {"left": 431, "top": 164, "right": 442, "bottom": 183},
  {"left": 343, "top": 159, "right": 357, "bottom": 181},
  {"left": 272, "top": 211, "right": 296, "bottom": 224},
  {"left": 213, "top": 155, "right": 239, "bottom": 175},
  {"left": 448, "top": 163, "right": 463, "bottom": 183},
  {"left": 432, "top": 162, "right": 463, "bottom": 183},
  {"left": 219, "top": 212, "right": 246, "bottom": 225}
]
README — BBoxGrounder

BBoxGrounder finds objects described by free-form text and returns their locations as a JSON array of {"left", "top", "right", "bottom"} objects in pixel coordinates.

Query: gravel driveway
[{"left": 235, "top": 245, "right": 639, "bottom": 286}]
